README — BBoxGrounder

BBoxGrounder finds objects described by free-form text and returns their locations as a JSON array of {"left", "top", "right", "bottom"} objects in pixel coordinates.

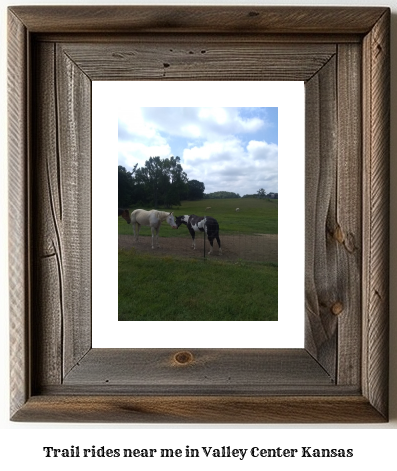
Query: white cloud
[
  {"left": 130, "top": 107, "right": 268, "bottom": 141},
  {"left": 118, "top": 141, "right": 172, "bottom": 169},
  {"left": 182, "top": 137, "right": 277, "bottom": 195},
  {"left": 118, "top": 107, "right": 278, "bottom": 195}
]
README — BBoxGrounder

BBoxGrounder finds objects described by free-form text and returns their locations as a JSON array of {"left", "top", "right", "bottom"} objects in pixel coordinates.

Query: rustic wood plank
[
  {"left": 41, "top": 384, "right": 360, "bottom": 396},
  {"left": 335, "top": 44, "right": 362, "bottom": 386},
  {"left": 8, "top": 9, "right": 30, "bottom": 419},
  {"left": 55, "top": 45, "right": 92, "bottom": 377},
  {"left": 63, "top": 349, "right": 333, "bottom": 389},
  {"left": 9, "top": 6, "right": 387, "bottom": 34},
  {"left": 304, "top": 56, "right": 338, "bottom": 379},
  {"left": 11, "top": 396, "right": 386, "bottom": 424},
  {"left": 34, "top": 33, "right": 363, "bottom": 45},
  {"left": 31, "top": 42, "right": 63, "bottom": 388},
  {"left": 31, "top": 42, "right": 92, "bottom": 386},
  {"left": 362, "top": 9, "right": 390, "bottom": 419},
  {"left": 60, "top": 42, "right": 335, "bottom": 82}
]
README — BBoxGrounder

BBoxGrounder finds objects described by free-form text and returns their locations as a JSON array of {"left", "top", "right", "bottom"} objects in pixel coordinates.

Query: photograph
[{"left": 117, "top": 106, "right": 278, "bottom": 321}]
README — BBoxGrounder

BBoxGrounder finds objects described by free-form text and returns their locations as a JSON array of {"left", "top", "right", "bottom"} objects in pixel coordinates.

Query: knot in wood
[
  {"left": 333, "top": 225, "right": 344, "bottom": 244},
  {"left": 174, "top": 351, "right": 194, "bottom": 365},
  {"left": 331, "top": 302, "right": 344, "bottom": 316}
]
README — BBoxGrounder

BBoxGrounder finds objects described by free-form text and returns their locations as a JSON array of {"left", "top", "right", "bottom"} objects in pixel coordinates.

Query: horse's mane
[{"left": 155, "top": 210, "right": 172, "bottom": 219}]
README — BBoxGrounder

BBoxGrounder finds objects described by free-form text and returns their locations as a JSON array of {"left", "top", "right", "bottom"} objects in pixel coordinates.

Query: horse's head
[
  {"left": 167, "top": 212, "right": 178, "bottom": 229},
  {"left": 119, "top": 209, "right": 131, "bottom": 224},
  {"left": 174, "top": 215, "right": 185, "bottom": 228}
]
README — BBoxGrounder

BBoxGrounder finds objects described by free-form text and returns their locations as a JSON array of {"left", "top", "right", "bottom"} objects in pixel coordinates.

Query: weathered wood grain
[
  {"left": 362, "top": 9, "right": 390, "bottom": 419},
  {"left": 62, "top": 349, "right": 333, "bottom": 390},
  {"left": 304, "top": 56, "right": 338, "bottom": 378},
  {"left": 32, "top": 42, "right": 63, "bottom": 388},
  {"left": 335, "top": 44, "right": 362, "bottom": 386},
  {"left": 8, "top": 9, "right": 30, "bottom": 419},
  {"left": 55, "top": 44, "right": 91, "bottom": 377},
  {"left": 31, "top": 42, "right": 92, "bottom": 387},
  {"left": 35, "top": 33, "right": 363, "bottom": 45},
  {"left": 8, "top": 6, "right": 390, "bottom": 423},
  {"left": 305, "top": 44, "right": 364, "bottom": 386},
  {"left": 11, "top": 396, "right": 386, "bottom": 424},
  {"left": 60, "top": 42, "right": 336, "bottom": 81},
  {"left": 9, "top": 6, "right": 387, "bottom": 34}
]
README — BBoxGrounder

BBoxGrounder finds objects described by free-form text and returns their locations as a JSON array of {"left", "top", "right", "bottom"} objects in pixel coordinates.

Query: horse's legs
[
  {"left": 133, "top": 222, "right": 141, "bottom": 241},
  {"left": 132, "top": 222, "right": 137, "bottom": 240},
  {"left": 150, "top": 226, "right": 155, "bottom": 249},
  {"left": 155, "top": 227, "right": 160, "bottom": 248},
  {"left": 188, "top": 228, "right": 196, "bottom": 249},
  {"left": 215, "top": 234, "right": 222, "bottom": 255},
  {"left": 150, "top": 226, "right": 160, "bottom": 248},
  {"left": 207, "top": 236, "right": 214, "bottom": 255}
]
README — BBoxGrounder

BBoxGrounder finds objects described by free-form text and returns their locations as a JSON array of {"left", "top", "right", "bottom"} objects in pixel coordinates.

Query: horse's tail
[
  {"left": 209, "top": 218, "right": 221, "bottom": 248},
  {"left": 209, "top": 219, "right": 221, "bottom": 250},
  {"left": 213, "top": 220, "right": 221, "bottom": 247}
]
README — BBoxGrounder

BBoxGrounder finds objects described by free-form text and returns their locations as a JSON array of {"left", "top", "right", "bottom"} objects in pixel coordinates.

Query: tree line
[
  {"left": 119, "top": 157, "right": 275, "bottom": 208},
  {"left": 203, "top": 191, "right": 241, "bottom": 199},
  {"left": 118, "top": 156, "right": 205, "bottom": 208}
]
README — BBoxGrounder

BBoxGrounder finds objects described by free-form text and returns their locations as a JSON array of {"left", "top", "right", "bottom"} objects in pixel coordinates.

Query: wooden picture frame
[{"left": 8, "top": 6, "right": 390, "bottom": 423}]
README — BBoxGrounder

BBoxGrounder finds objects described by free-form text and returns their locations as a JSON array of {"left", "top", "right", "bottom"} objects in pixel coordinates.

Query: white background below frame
[{"left": 92, "top": 81, "right": 304, "bottom": 348}]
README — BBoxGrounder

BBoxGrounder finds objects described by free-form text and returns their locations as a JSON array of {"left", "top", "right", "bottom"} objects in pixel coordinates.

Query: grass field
[
  {"left": 119, "top": 249, "right": 278, "bottom": 321},
  {"left": 118, "top": 198, "right": 278, "bottom": 321},
  {"left": 118, "top": 197, "right": 278, "bottom": 237}
]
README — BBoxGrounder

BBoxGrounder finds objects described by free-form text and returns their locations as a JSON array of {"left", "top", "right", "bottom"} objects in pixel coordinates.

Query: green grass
[
  {"left": 118, "top": 249, "right": 278, "bottom": 321},
  {"left": 118, "top": 197, "right": 278, "bottom": 237}
]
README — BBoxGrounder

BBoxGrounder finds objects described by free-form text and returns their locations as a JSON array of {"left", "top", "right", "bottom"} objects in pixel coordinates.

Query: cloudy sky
[{"left": 118, "top": 107, "right": 278, "bottom": 196}]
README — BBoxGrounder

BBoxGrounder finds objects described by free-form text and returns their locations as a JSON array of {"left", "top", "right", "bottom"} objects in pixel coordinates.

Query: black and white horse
[{"left": 175, "top": 214, "right": 222, "bottom": 255}]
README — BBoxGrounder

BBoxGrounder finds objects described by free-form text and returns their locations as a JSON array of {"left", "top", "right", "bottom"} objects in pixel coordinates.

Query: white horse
[{"left": 130, "top": 209, "right": 177, "bottom": 249}]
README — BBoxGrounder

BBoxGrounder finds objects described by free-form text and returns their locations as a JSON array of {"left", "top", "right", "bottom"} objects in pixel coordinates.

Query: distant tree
[
  {"left": 187, "top": 179, "right": 205, "bottom": 200},
  {"left": 118, "top": 164, "right": 137, "bottom": 207},
  {"left": 147, "top": 157, "right": 164, "bottom": 208},
  {"left": 134, "top": 156, "right": 188, "bottom": 208},
  {"left": 257, "top": 188, "right": 266, "bottom": 199},
  {"left": 163, "top": 156, "right": 188, "bottom": 207}
]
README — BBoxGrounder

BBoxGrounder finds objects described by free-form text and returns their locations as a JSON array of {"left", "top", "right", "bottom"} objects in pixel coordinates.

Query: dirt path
[{"left": 118, "top": 233, "right": 278, "bottom": 264}]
